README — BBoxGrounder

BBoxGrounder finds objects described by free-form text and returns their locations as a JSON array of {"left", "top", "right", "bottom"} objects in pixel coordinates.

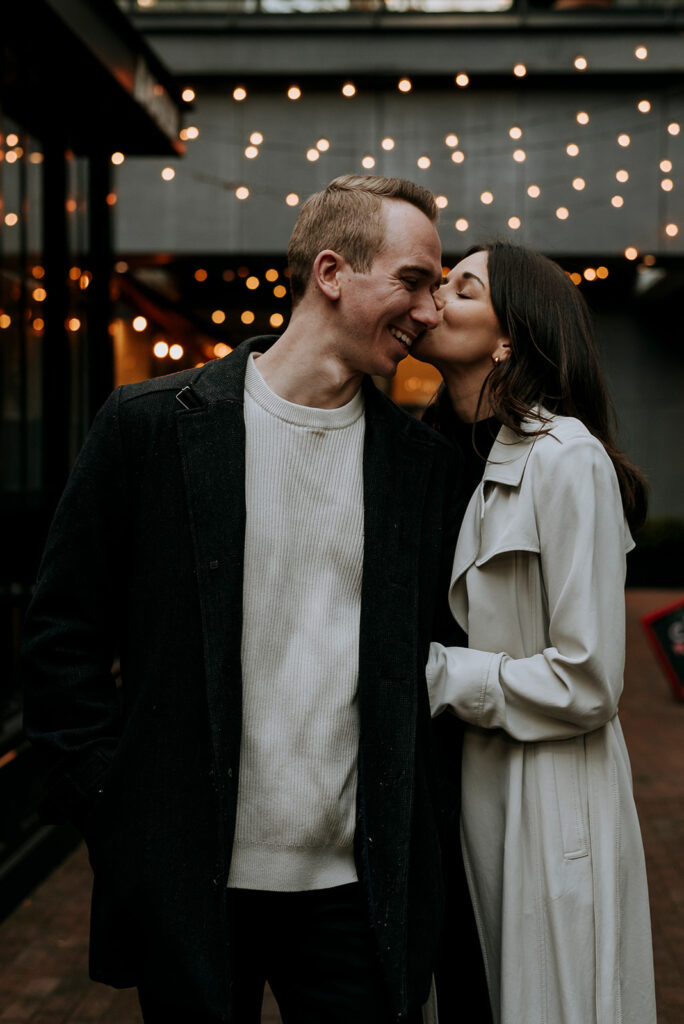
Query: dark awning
[{"left": 1, "top": 0, "right": 184, "bottom": 156}]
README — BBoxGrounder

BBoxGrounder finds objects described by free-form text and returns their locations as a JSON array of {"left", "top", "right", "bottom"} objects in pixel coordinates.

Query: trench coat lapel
[{"left": 450, "top": 421, "right": 540, "bottom": 589}]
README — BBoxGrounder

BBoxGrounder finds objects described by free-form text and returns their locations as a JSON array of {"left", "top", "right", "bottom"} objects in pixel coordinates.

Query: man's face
[{"left": 335, "top": 199, "right": 443, "bottom": 379}]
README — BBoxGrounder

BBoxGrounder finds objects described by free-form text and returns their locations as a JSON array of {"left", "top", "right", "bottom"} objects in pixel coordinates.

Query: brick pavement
[{"left": 1, "top": 590, "right": 682, "bottom": 1023}]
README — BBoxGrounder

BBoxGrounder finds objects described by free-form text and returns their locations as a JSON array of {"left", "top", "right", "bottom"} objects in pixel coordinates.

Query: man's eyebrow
[{"left": 401, "top": 264, "right": 444, "bottom": 286}]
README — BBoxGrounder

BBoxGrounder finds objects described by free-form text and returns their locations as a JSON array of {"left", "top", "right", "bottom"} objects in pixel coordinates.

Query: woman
[{"left": 415, "top": 242, "right": 656, "bottom": 1024}]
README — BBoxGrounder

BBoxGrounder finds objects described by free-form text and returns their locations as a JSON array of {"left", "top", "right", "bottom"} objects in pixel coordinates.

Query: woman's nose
[{"left": 433, "top": 286, "right": 447, "bottom": 311}]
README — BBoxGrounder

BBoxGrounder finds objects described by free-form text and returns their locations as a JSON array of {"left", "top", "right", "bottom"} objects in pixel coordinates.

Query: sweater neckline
[{"left": 245, "top": 353, "right": 365, "bottom": 430}]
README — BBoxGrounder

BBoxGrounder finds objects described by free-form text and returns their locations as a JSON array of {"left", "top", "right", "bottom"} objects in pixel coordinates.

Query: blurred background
[{"left": 1, "top": 1, "right": 683, "bottom": 1007}]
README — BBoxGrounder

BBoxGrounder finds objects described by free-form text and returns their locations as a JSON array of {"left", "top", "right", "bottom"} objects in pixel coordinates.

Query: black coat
[{"left": 22, "top": 337, "right": 462, "bottom": 1022}]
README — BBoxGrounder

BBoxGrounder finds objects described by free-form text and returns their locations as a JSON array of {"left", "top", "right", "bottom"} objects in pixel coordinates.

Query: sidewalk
[{"left": 1, "top": 590, "right": 682, "bottom": 1023}]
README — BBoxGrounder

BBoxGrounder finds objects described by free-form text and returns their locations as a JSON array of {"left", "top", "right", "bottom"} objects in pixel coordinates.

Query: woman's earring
[{"left": 492, "top": 355, "right": 500, "bottom": 365}]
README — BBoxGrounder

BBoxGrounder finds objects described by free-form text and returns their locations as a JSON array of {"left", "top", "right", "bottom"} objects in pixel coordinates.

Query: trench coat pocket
[{"left": 537, "top": 738, "right": 589, "bottom": 860}]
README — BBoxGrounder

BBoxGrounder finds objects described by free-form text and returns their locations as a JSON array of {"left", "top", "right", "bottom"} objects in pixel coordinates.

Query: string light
[
  {"left": 584, "top": 268, "right": 597, "bottom": 281},
  {"left": 246, "top": 276, "right": 260, "bottom": 290},
  {"left": 382, "top": 138, "right": 395, "bottom": 151},
  {"left": 6, "top": 133, "right": 19, "bottom": 147},
  {"left": 185, "top": 126, "right": 199, "bottom": 140},
  {"left": 611, "top": 195, "right": 624, "bottom": 207},
  {"left": 513, "top": 149, "right": 526, "bottom": 163},
  {"left": 596, "top": 266, "right": 609, "bottom": 279},
  {"left": 133, "top": 316, "right": 147, "bottom": 332},
  {"left": 661, "top": 179, "right": 674, "bottom": 191},
  {"left": 4, "top": 213, "right": 18, "bottom": 226},
  {"left": 638, "top": 100, "right": 651, "bottom": 113},
  {"left": 211, "top": 310, "right": 226, "bottom": 324},
  {"left": 161, "top": 167, "right": 176, "bottom": 180},
  {"left": 250, "top": 132, "right": 264, "bottom": 145},
  {"left": 398, "top": 78, "right": 412, "bottom": 93},
  {"left": 111, "top": 152, "right": 125, "bottom": 165},
  {"left": 182, "top": 88, "right": 195, "bottom": 103},
  {"left": 660, "top": 159, "right": 672, "bottom": 173},
  {"left": 235, "top": 186, "right": 249, "bottom": 200},
  {"left": 572, "top": 178, "right": 586, "bottom": 191},
  {"left": 509, "top": 126, "right": 523, "bottom": 140},
  {"left": 214, "top": 343, "right": 231, "bottom": 358},
  {"left": 245, "top": 146, "right": 259, "bottom": 159},
  {"left": 451, "top": 151, "right": 465, "bottom": 164},
  {"left": 316, "top": 138, "right": 330, "bottom": 152},
  {"left": 555, "top": 207, "right": 569, "bottom": 220},
  {"left": 508, "top": 216, "right": 521, "bottom": 230},
  {"left": 287, "top": 86, "right": 301, "bottom": 100},
  {"left": 194, "top": 269, "right": 208, "bottom": 282},
  {"left": 569, "top": 273, "right": 582, "bottom": 286},
  {"left": 616, "top": 169, "right": 629, "bottom": 183},
  {"left": 668, "top": 122, "right": 680, "bottom": 136},
  {"left": 455, "top": 74, "right": 469, "bottom": 87},
  {"left": 169, "top": 345, "right": 184, "bottom": 361},
  {"left": 455, "top": 218, "right": 469, "bottom": 231},
  {"left": 285, "top": 193, "right": 299, "bottom": 206},
  {"left": 527, "top": 185, "right": 541, "bottom": 198},
  {"left": 33, "top": 318, "right": 44, "bottom": 332},
  {"left": 513, "top": 64, "right": 527, "bottom": 78},
  {"left": 106, "top": 193, "right": 117, "bottom": 206},
  {"left": 445, "top": 134, "right": 459, "bottom": 147},
  {"left": 576, "top": 111, "right": 590, "bottom": 125},
  {"left": 435, "top": 196, "right": 448, "bottom": 209},
  {"left": 342, "top": 83, "right": 356, "bottom": 97},
  {"left": 265, "top": 269, "right": 279, "bottom": 282},
  {"left": 270, "top": 313, "right": 284, "bottom": 328},
  {"left": 624, "top": 247, "right": 639, "bottom": 260},
  {"left": 68, "top": 317, "right": 81, "bottom": 332},
  {"left": 233, "top": 87, "right": 247, "bottom": 102},
  {"left": 417, "top": 156, "right": 431, "bottom": 169},
  {"left": 566, "top": 144, "right": 580, "bottom": 157},
  {"left": 574, "top": 56, "right": 588, "bottom": 71},
  {"left": 32, "top": 287, "right": 46, "bottom": 302},
  {"left": 273, "top": 285, "right": 287, "bottom": 298},
  {"left": 665, "top": 223, "right": 679, "bottom": 237},
  {"left": 617, "top": 134, "right": 631, "bottom": 147},
  {"left": 634, "top": 46, "right": 648, "bottom": 60},
  {"left": 362, "top": 156, "right": 376, "bottom": 169},
  {"left": 154, "top": 341, "right": 169, "bottom": 358},
  {"left": 480, "top": 191, "right": 494, "bottom": 205},
  {"left": 0, "top": 314, "right": 12, "bottom": 328},
  {"left": 241, "top": 311, "right": 255, "bottom": 324},
  {"left": 32, "top": 266, "right": 45, "bottom": 278}
]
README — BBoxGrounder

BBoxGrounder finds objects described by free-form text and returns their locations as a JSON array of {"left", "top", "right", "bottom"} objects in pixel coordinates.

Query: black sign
[{"left": 641, "top": 598, "right": 684, "bottom": 701}]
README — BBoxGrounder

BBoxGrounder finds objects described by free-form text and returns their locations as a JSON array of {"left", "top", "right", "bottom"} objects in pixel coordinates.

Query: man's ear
[{"left": 312, "top": 250, "right": 345, "bottom": 301}]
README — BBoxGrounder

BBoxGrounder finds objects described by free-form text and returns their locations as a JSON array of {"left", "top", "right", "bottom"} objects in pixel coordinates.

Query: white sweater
[{"left": 227, "top": 354, "right": 365, "bottom": 891}]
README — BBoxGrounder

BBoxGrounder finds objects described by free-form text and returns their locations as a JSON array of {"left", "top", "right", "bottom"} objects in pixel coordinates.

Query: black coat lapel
[
  {"left": 173, "top": 339, "right": 272, "bottom": 798},
  {"left": 357, "top": 383, "right": 437, "bottom": 971}
]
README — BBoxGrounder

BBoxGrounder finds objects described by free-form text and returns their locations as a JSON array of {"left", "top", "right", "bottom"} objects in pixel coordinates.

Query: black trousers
[{"left": 138, "top": 883, "right": 422, "bottom": 1024}]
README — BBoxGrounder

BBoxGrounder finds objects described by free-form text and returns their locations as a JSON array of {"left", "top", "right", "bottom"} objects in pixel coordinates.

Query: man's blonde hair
[{"left": 287, "top": 175, "right": 438, "bottom": 305}]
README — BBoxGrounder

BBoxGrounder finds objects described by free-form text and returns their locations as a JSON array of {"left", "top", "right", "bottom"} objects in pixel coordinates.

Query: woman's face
[{"left": 412, "top": 250, "right": 510, "bottom": 373}]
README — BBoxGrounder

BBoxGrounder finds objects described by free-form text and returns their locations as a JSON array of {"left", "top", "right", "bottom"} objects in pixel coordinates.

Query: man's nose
[{"left": 413, "top": 291, "right": 441, "bottom": 330}]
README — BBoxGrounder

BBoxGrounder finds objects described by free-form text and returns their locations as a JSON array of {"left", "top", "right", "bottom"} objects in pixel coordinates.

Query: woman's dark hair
[{"left": 425, "top": 240, "right": 648, "bottom": 530}]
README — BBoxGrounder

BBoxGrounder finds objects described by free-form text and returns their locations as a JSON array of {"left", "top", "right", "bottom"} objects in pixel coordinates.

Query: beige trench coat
[{"left": 427, "top": 412, "right": 656, "bottom": 1024}]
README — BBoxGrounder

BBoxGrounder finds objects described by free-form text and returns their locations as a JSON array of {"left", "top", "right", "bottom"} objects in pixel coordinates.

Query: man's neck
[{"left": 255, "top": 320, "right": 363, "bottom": 410}]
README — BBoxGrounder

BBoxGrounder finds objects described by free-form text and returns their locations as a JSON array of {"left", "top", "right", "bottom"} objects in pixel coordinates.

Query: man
[{"left": 22, "top": 175, "right": 462, "bottom": 1023}]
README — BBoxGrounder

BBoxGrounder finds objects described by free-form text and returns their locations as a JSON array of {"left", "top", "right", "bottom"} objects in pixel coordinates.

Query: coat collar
[{"left": 483, "top": 408, "right": 561, "bottom": 487}]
